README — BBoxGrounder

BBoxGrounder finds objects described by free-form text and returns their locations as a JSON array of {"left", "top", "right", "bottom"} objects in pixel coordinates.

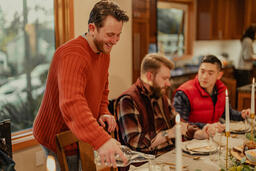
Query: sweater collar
[{"left": 81, "top": 33, "right": 102, "bottom": 57}]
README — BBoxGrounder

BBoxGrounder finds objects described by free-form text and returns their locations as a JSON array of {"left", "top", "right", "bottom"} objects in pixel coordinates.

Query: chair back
[
  {"left": 56, "top": 130, "right": 96, "bottom": 171},
  {"left": 0, "top": 119, "right": 12, "bottom": 158}
]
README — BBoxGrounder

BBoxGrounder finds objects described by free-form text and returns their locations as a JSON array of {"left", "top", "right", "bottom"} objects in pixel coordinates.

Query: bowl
[{"left": 245, "top": 149, "right": 256, "bottom": 162}]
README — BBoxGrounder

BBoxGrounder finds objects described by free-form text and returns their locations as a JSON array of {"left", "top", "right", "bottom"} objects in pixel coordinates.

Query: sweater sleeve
[
  {"left": 242, "top": 38, "right": 255, "bottom": 60},
  {"left": 58, "top": 55, "right": 111, "bottom": 150},
  {"left": 99, "top": 75, "right": 111, "bottom": 115}
]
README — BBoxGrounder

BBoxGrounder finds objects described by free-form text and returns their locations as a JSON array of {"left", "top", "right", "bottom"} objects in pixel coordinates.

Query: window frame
[
  {"left": 158, "top": 0, "right": 196, "bottom": 61},
  {"left": 11, "top": 0, "right": 74, "bottom": 152}
]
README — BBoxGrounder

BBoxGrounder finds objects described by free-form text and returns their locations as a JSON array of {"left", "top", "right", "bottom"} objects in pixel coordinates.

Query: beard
[
  {"left": 93, "top": 38, "right": 104, "bottom": 53},
  {"left": 149, "top": 86, "right": 163, "bottom": 99},
  {"left": 150, "top": 80, "right": 170, "bottom": 99},
  {"left": 93, "top": 38, "right": 109, "bottom": 54}
]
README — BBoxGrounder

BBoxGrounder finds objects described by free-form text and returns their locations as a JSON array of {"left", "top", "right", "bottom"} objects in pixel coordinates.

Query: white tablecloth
[{"left": 129, "top": 134, "right": 246, "bottom": 171}]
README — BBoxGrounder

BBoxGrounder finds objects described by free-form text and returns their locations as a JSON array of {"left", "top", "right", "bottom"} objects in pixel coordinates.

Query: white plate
[
  {"left": 229, "top": 121, "right": 250, "bottom": 133},
  {"left": 182, "top": 139, "right": 218, "bottom": 155}
]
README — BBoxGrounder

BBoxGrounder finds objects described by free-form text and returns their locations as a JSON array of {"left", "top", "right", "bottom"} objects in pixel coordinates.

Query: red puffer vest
[{"left": 176, "top": 77, "right": 226, "bottom": 123}]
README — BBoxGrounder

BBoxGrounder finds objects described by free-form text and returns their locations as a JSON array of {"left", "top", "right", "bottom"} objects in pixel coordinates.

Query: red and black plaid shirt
[{"left": 116, "top": 81, "right": 198, "bottom": 156}]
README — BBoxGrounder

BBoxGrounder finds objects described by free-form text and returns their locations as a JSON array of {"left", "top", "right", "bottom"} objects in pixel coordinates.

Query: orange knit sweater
[{"left": 33, "top": 36, "right": 111, "bottom": 153}]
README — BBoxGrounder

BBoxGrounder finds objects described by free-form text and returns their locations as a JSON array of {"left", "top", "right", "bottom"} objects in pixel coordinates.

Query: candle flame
[
  {"left": 46, "top": 155, "right": 56, "bottom": 171},
  {"left": 225, "top": 89, "right": 228, "bottom": 96},
  {"left": 176, "top": 114, "right": 180, "bottom": 123}
]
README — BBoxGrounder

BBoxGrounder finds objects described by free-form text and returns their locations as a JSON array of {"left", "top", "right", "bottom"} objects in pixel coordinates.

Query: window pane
[{"left": 0, "top": 0, "right": 55, "bottom": 132}]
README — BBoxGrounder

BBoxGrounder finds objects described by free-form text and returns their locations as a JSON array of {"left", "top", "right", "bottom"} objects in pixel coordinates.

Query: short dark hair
[
  {"left": 141, "top": 53, "right": 174, "bottom": 75},
  {"left": 241, "top": 25, "right": 256, "bottom": 41},
  {"left": 200, "top": 55, "right": 222, "bottom": 70},
  {"left": 88, "top": 0, "right": 129, "bottom": 28}
]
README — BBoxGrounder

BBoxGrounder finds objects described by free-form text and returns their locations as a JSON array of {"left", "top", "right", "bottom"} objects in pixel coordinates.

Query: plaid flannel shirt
[{"left": 116, "top": 81, "right": 198, "bottom": 156}]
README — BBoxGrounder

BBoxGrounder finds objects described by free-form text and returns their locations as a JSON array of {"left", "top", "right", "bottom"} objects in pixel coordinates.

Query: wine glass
[{"left": 209, "top": 127, "right": 219, "bottom": 161}]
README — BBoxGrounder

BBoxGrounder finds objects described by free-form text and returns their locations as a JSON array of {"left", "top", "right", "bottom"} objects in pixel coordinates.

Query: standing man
[
  {"left": 173, "top": 55, "right": 250, "bottom": 135},
  {"left": 33, "top": 0, "right": 129, "bottom": 169}
]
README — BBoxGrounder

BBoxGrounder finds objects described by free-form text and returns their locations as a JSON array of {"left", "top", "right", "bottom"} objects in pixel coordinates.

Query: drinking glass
[{"left": 209, "top": 128, "right": 219, "bottom": 161}]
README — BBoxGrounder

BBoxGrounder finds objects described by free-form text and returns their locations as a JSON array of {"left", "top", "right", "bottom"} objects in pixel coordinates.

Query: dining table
[{"left": 128, "top": 132, "right": 248, "bottom": 171}]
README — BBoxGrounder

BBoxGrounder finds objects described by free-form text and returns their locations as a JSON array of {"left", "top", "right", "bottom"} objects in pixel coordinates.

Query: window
[
  {"left": 0, "top": 0, "right": 55, "bottom": 132},
  {"left": 0, "top": 0, "right": 73, "bottom": 150},
  {"left": 157, "top": 0, "right": 195, "bottom": 61}
]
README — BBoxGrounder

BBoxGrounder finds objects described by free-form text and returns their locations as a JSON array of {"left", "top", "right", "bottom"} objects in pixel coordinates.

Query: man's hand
[
  {"left": 98, "top": 114, "right": 116, "bottom": 133},
  {"left": 150, "top": 130, "right": 169, "bottom": 149},
  {"left": 203, "top": 122, "right": 225, "bottom": 137},
  {"left": 241, "top": 108, "right": 251, "bottom": 119},
  {"left": 180, "top": 122, "right": 188, "bottom": 135},
  {"left": 97, "top": 138, "right": 127, "bottom": 168},
  {"left": 194, "top": 129, "right": 210, "bottom": 139},
  {"left": 150, "top": 122, "right": 188, "bottom": 149}
]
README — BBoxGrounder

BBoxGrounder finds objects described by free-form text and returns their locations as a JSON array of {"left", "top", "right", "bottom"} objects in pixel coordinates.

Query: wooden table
[{"left": 129, "top": 134, "right": 246, "bottom": 171}]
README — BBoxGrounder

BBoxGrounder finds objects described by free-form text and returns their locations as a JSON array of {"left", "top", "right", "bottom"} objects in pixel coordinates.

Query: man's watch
[{"left": 162, "top": 130, "right": 170, "bottom": 145}]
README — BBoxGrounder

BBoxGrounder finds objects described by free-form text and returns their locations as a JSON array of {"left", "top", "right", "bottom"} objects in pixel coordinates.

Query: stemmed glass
[{"left": 209, "top": 127, "right": 221, "bottom": 161}]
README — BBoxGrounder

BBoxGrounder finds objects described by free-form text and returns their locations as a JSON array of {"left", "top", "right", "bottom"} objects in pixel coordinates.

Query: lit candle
[
  {"left": 175, "top": 114, "right": 182, "bottom": 171},
  {"left": 46, "top": 155, "right": 56, "bottom": 171},
  {"left": 251, "top": 78, "right": 255, "bottom": 114},
  {"left": 225, "top": 89, "right": 230, "bottom": 132}
]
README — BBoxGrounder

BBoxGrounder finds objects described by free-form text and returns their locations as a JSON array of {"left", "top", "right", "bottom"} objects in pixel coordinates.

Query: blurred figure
[{"left": 235, "top": 25, "right": 256, "bottom": 87}]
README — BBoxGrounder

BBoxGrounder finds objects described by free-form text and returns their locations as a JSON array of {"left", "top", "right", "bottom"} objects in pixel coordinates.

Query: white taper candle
[
  {"left": 175, "top": 114, "right": 182, "bottom": 171},
  {"left": 251, "top": 78, "right": 255, "bottom": 114},
  {"left": 225, "top": 89, "right": 230, "bottom": 132}
]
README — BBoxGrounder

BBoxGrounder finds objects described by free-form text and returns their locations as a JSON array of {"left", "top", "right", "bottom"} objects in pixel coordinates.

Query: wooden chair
[
  {"left": 56, "top": 130, "right": 116, "bottom": 171},
  {"left": 0, "top": 119, "right": 12, "bottom": 158}
]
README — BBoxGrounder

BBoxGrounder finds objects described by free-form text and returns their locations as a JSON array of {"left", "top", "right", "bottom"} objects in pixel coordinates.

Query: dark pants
[{"left": 234, "top": 69, "right": 252, "bottom": 87}]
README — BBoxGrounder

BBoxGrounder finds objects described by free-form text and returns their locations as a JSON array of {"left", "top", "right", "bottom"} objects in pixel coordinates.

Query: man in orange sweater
[{"left": 33, "top": 0, "right": 129, "bottom": 169}]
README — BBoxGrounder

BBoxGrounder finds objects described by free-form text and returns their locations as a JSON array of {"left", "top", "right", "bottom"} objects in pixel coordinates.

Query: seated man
[
  {"left": 173, "top": 55, "right": 250, "bottom": 135},
  {"left": 115, "top": 53, "right": 208, "bottom": 156}
]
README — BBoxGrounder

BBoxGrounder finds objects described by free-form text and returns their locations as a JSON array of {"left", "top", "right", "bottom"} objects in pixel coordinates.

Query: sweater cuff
[{"left": 91, "top": 131, "right": 112, "bottom": 150}]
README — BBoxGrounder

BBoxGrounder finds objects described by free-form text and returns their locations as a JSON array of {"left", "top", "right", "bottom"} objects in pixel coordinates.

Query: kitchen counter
[
  {"left": 237, "top": 83, "right": 255, "bottom": 110},
  {"left": 237, "top": 83, "right": 254, "bottom": 93},
  {"left": 171, "top": 66, "right": 198, "bottom": 77},
  {"left": 171, "top": 64, "right": 234, "bottom": 78}
]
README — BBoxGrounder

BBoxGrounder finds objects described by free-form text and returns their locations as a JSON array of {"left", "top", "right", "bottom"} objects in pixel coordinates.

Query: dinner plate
[
  {"left": 182, "top": 139, "right": 218, "bottom": 155},
  {"left": 229, "top": 121, "right": 250, "bottom": 134}
]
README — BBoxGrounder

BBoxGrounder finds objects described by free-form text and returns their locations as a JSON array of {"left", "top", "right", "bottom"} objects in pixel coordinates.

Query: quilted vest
[
  {"left": 116, "top": 79, "right": 171, "bottom": 140},
  {"left": 177, "top": 77, "right": 226, "bottom": 124}
]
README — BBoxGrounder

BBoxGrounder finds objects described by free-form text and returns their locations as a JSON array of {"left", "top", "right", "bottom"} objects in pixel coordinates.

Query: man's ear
[
  {"left": 88, "top": 23, "right": 96, "bottom": 33},
  {"left": 217, "top": 71, "right": 224, "bottom": 80},
  {"left": 146, "top": 72, "right": 153, "bottom": 85}
]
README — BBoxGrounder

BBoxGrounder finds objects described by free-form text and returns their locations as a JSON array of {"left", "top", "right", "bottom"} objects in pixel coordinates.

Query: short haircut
[
  {"left": 141, "top": 53, "right": 174, "bottom": 75},
  {"left": 88, "top": 0, "right": 129, "bottom": 28},
  {"left": 241, "top": 25, "right": 256, "bottom": 41},
  {"left": 200, "top": 55, "right": 222, "bottom": 70}
]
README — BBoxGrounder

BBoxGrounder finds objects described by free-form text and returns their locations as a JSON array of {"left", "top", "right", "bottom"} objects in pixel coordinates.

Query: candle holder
[
  {"left": 250, "top": 113, "right": 255, "bottom": 141},
  {"left": 225, "top": 131, "right": 230, "bottom": 171}
]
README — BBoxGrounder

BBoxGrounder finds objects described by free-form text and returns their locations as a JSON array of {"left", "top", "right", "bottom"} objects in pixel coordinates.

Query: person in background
[
  {"left": 115, "top": 53, "right": 209, "bottom": 158},
  {"left": 173, "top": 55, "right": 250, "bottom": 136},
  {"left": 235, "top": 25, "right": 256, "bottom": 87},
  {"left": 33, "top": 1, "right": 129, "bottom": 170}
]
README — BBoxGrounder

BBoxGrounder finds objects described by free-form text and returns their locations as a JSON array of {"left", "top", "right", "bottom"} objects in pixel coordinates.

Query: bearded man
[{"left": 115, "top": 53, "right": 209, "bottom": 158}]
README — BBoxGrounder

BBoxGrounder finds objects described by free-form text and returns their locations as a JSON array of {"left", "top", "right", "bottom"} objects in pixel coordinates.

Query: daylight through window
[{"left": 0, "top": 0, "right": 55, "bottom": 132}]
